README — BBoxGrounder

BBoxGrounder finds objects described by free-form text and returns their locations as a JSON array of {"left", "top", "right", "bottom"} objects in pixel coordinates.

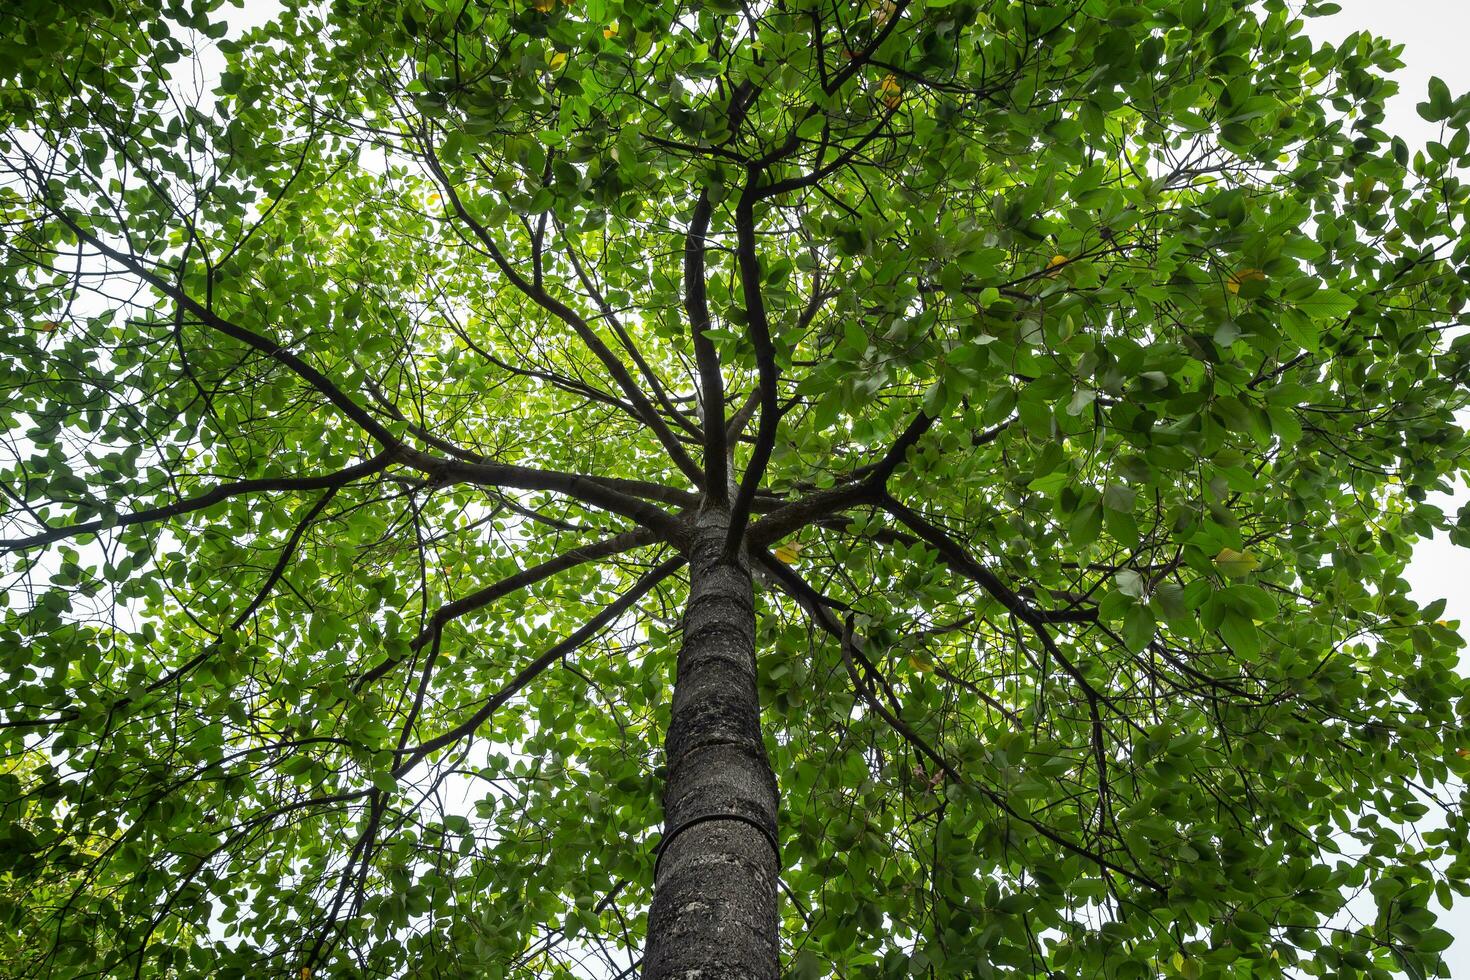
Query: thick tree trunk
[{"left": 642, "top": 508, "right": 780, "bottom": 980}]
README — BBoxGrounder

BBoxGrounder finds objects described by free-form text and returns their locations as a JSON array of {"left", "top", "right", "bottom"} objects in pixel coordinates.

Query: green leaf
[
  {"left": 1293, "top": 288, "right": 1354, "bottom": 319},
  {"left": 1153, "top": 581, "right": 1189, "bottom": 623},
  {"left": 1218, "top": 611, "right": 1260, "bottom": 658},
  {"left": 1123, "top": 604, "right": 1155, "bottom": 652},
  {"left": 1429, "top": 76, "right": 1454, "bottom": 118},
  {"left": 1066, "top": 388, "right": 1097, "bottom": 416}
]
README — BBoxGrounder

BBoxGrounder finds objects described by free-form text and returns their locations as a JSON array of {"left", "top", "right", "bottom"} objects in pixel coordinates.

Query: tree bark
[{"left": 643, "top": 507, "right": 780, "bottom": 980}]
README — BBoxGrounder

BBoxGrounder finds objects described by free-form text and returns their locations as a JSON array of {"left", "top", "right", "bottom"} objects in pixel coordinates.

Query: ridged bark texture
[{"left": 643, "top": 508, "right": 779, "bottom": 980}]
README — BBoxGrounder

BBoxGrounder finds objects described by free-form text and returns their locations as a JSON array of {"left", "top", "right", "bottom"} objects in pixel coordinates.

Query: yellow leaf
[
  {"left": 603, "top": 22, "right": 619, "bottom": 39},
  {"left": 1226, "top": 268, "right": 1265, "bottom": 294},
  {"left": 773, "top": 542, "right": 802, "bottom": 563},
  {"left": 548, "top": 51, "right": 567, "bottom": 70},
  {"left": 1213, "top": 547, "right": 1259, "bottom": 577}
]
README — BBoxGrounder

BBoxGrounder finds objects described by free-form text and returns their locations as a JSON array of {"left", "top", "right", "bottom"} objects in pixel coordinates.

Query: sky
[{"left": 1299, "top": 0, "right": 1470, "bottom": 971}]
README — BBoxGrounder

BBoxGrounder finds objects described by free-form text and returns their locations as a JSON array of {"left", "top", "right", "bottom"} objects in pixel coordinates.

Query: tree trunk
[{"left": 642, "top": 507, "right": 780, "bottom": 980}]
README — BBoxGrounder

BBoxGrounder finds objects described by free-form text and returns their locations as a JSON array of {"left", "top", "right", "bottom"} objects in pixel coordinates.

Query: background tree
[{"left": 4, "top": 0, "right": 1470, "bottom": 977}]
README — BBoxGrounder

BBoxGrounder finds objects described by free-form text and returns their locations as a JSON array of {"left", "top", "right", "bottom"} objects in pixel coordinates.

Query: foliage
[{"left": 3, "top": 0, "right": 1470, "bottom": 976}]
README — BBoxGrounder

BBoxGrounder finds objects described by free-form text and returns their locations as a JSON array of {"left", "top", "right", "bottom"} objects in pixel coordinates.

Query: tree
[{"left": 3, "top": 0, "right": 1470, "bottom": 975}]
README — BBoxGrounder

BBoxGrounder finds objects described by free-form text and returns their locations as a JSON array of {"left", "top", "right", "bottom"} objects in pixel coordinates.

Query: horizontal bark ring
[{"left": 651, "top": 811, "right": 781, "bottom": 882}]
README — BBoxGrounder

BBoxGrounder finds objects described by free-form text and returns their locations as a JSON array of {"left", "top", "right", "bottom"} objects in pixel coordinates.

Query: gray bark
[{"left": 642, "top": 507, "right": 780, "bottom": 980}]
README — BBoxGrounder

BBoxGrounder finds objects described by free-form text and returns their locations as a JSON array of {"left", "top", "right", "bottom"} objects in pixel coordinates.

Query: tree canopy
[{"left": 4, "top": 0, "right": 1470, "bottom": 976}]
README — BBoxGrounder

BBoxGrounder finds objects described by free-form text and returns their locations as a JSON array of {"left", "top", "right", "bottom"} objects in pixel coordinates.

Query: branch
[
  {"left": 362, "top": 375, "right": 491, "bottom": 464},
  {"left": 419, "top": 135, "right": 705, "bottom": 488},
  {"left": 41, "top": 207, "right": 674, "bottom": 534},
  {"left": 743, "top": 412, "right": 935, "bottom": 546},
  {"left": 356, "top": 526, "right": 658, "bottom": 687},
  {"left": 411, "top": 451, "right": 685, "bottom": 542},
  {"left": 820, "top": 0, "right": 913, "bottom": 96},
  {"left": 392, "top": 556, "right": 684, "bottom": 775},
  {"left": 685, "top": 190, "right": 729, "bottom": 500},
  {"left": 146, "top": 485, "right": 343, "bottom": 694},
  {"left": 49, "top": 209, "right": 404, "bottom": 450},
  {"left": 880, "top": 494, "right": 1096, "bottom": 626},
  {"left": 747, "top": 481, "right": 874, "bottom": 548},
  {"left": 861, "top": 410, "right": 936, "bottom": 486},
  {"left": 0, "top": 452, "right": 393, "bottom": 554},
  {"left": 724, "top": 184, "right": 782, "bottom": 556},
  {"left": 879, "top": 495, "right": 1117, "bottom": 758},
  {"left": 725, "top": 388, "right": 760, "bottom": 446},
  {"left": 754, "top": 555, "right": 1162, "bottom": 892},
  {"left": 562, "top": 237, "right": 702, "bottom": 440},
  {"left": 446, "top": 318, "right": 646, "bottom": 421},
  {"left": 838, "top": 615, "right": 960, "bottom": 781},
  {"left": 754, "top": 108, "right": 898, "bottom": 201},
  {"left": 838, "top": 615, "right": 1155, "bottom": 889}
]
